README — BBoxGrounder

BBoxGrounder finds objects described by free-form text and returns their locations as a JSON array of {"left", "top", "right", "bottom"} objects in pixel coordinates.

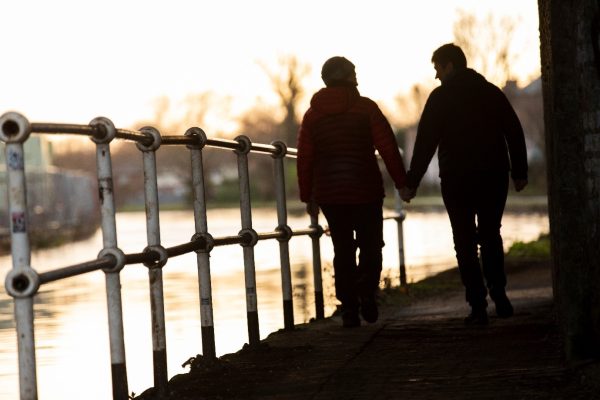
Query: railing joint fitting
[
  {"left": 185, "top": 127, "right": 208, "bottom": 150},
  {"left": 0, "top": 112, "right": 31, "bottom": 143},
  {"left": 99, "top": 247, "right": 126, "bottom": 273},
  {"left": 309, "top": 224, "right": 324, "bottom": 239},
  {"left": 4, "top": 268, "right": 40, "bottom": 298},
  {"left": 234, "top": 135, "right": 252, "bottom": 155},
  {"left": 394, "top": 210, "right": 407, "bottom": 222},
  {"left": 276, "top": 224, "right": 293, "bottom": 242},
  {"left": 239, "top": 228, "right": 259, "bottom": 247},
  {"left": 143, "top": 245, "right": 168, "bottom": 269},
  {"left": 89, "top": 116, "right": 116, "bottom": 144},
  {"left": 270, "top": 140, "right": 287, "bottom": 159},
  {"left": 191, "top": 232, "right": 214, "bottom": 253},
  {"left": 136, "top": 126, "right": 162, "bottom": 152}
]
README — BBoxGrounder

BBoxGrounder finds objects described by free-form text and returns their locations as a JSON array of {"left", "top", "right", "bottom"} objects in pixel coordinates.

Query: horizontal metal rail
[
  {"left": 38, "top": 257, "right": 114, "bottom": 284},
  {"left": 26, "top": 122, "right": 297, "bottom": 157},
  {"left": 22, "top": 226, "right": 321, "bottom": 287}
]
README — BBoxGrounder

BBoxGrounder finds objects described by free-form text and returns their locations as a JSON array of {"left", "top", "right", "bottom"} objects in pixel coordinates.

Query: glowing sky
[{"left": 0, "top": 0, "right": 540, "bottom": 134}]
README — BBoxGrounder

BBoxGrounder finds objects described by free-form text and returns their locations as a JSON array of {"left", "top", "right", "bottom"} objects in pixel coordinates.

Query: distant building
[
  {"left": 157, "top": 171, "right": 190, "bottom": 204},
  {"left": 0, "top": 136, "right": 99, "bottom": 249},
  {"left": 503, "top": 77, "right": 545, "bottom": 165},
  {"left": 0, "top": 136, "right": 54, "bottom": 169}
]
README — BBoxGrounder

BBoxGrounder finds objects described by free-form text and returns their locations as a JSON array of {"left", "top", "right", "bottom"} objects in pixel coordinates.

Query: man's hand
[
  {"left": 399, "top": 186, "right": 417, "bottom": 203},
  {"left": 306, "top": 201, "right": 319, "bottom": 217},
  {"left": 513, "top": 179, "right": 528, "bottom": 192}
]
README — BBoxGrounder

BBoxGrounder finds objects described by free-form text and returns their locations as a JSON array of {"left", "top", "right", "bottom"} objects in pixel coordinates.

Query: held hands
[
  {"left": 399, "top": 186, "right": 417, "bottom": 203},
  {"left": 513, "top": 179, "right": 528, "bottom": 192}
]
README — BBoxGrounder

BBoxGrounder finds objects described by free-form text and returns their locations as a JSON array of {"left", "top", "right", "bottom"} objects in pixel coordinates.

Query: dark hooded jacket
[
  {"left": 406, "top": 68, "right": 528, "bottom": 188},
  {"left": 297, "top": 86, "right": 406, "bottom": 204}
]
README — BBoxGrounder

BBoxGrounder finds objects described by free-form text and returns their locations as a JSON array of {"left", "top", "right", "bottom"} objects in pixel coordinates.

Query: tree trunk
[{"left": 539, "top": 0, "right": 600, "bottom": 361}]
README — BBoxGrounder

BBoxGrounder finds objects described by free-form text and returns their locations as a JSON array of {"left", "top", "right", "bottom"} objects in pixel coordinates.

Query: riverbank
[
  {"left": 397, "top": 194, "right": 548, "bottom": 213},
  {"left": 117, "top": 194, "right": 549, "bottom": 215},
  {"left": 0, "top": 224, "right": 99, "bottom": 256},
  {"left": 135, "top": 250, "right": 599, "bottom": 399}
]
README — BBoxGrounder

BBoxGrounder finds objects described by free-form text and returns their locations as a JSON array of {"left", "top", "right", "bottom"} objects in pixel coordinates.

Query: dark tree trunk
[{"left": 539, "top": 0, "right": 600, "bottom": 361}]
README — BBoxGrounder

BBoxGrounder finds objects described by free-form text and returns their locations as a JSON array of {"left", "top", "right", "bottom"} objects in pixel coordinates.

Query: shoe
[
  {"left": 491, "top": 291, "right": 514, "bottom": 318},
  {"left": 464, "top": 308, "right": 489, "bottom": 326},
  {"left": 360, "top": 295, "right": 379, "bottom": 323},
  {"left": 342, "top": 310, "right": 361, "bottom": 328}
]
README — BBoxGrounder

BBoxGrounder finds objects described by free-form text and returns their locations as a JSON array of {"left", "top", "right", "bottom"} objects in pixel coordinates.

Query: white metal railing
[{"left": 0, "top": 111, "right": 406, "bottom": 400}]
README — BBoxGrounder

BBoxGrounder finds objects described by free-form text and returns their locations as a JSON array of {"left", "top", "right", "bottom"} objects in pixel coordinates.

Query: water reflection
[{"left": 0, "top": 208, "right": 548, "bottom": 399}]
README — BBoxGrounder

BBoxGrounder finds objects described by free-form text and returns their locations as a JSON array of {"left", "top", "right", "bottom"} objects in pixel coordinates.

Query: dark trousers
[
  {"left": 441, "top": 172, "right": 509, "bottom": 309},
  {"left": 320, "top": 201, "right": 384, "bottom": 310}
]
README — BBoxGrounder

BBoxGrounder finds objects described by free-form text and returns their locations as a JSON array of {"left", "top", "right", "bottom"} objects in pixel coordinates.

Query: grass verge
[{"left": 380, "top": 233, "right": 551, "bottom": 307}]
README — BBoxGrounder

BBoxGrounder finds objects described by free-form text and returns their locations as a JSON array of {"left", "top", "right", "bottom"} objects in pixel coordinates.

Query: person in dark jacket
[
  {"left": 297, "top": 56, "right": 407, "bottom": 327},
  {"left": 401, "top": 43, "right": 528, "bottom": 325}
]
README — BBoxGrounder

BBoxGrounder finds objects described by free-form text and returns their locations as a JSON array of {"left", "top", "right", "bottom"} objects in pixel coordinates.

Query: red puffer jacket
[{"left": 297, "top": 86, "right": 406, "bottom": 204}]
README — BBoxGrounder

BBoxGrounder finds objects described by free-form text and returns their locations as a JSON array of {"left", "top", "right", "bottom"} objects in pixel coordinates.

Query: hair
[
  {"left": 321, "top": 56, "right": 358, "bottom": 87},
  {"left": 431, "top": 43, "right": 467, "bottom": 69}
]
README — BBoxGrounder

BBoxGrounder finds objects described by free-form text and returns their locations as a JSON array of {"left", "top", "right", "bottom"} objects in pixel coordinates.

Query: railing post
[
  {"left": 309, "top": 213, "right": 325, "bottom": 320},
  {"left": 271, "top": 141, "right": 294, "bottom": 330},
  {"left": 0, "top": 112, "right": 38, "bottom": 400},
  {"left": 186, "top": 127, "right": 216, "bottom": 358},
  {"left": 235, "top": 135, "right": 260, "bottom": 346},
  {"left": 394, "top": 190, "right": 407, "bottom": 286},
  {"left": 137, "top": 126, "right": 169, "bottom": 396},
  {"left": 89, "top": 116, "right": 129, "bottom": 400}
]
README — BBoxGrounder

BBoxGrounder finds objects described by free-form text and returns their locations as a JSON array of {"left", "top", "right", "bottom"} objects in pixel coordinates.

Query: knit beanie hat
[{"left": 321, "top": 56, "right": 358, "bottom": 86}]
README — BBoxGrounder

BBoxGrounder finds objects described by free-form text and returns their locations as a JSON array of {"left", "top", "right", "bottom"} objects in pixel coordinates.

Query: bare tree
[
  {"left": 237, "top": 103, "right": 283, "bottom": 200},
  {"left": 453, "top": 9, "right": 520, "bottom": 87},
  {"left": 150, "top": 96, "right": 171, "bottom": 129},
  {"left": 54, "top": 91, "right": 238, "bottom": 208},
  {"left": 133, "top": 91, "right": 230, "bottom": 206},
  {"left": 260, "top": 55, "right": 310, "bottom": 146},
  {"left": 182, "top": 92, "right": 215, "bottom": 132},
  {"left": 393, "top": 82, "right": 435, "bottom": 129}
]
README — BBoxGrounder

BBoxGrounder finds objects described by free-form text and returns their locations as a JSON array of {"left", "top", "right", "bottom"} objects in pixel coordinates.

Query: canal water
[{"left": 0, "top": 207, "right": 548, "bottom": 399}]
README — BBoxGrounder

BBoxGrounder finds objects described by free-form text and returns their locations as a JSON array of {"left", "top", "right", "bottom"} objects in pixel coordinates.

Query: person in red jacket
[
  {"left": 297, "top": 56, "right": 407, "bottom": 327},
  {"left": 401, "top": 44, "right": 528, "bottom": 325}
]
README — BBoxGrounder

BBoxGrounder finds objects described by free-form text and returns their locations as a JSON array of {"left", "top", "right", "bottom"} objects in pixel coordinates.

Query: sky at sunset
[{"left": 0, "top": 0, "right": 540, "bottom": 136}]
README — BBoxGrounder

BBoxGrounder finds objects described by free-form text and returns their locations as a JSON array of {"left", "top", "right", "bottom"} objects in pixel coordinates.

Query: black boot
[
  {"left": 490, "top": 289, "right": 514, "bottom": 318},
  {"left": 341, "top": 301, "right": 360, "bottom": 328},
  {"left": 464, "top": 306, "right": 488, "bottom": 326},
  {"left": 360, "top": 294, "right": 379, "bottom": 323}
]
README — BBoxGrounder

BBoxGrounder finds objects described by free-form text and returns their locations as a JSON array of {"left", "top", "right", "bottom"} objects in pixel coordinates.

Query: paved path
[{"left": 137, "top": 262, "right": 600, "bottom": 399}]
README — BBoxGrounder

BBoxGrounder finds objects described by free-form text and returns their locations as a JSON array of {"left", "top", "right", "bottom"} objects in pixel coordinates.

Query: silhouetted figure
[
  {"left": 297, "top": 56, "right": 407, "bottom": 327},
  {"left": 400, "top": 43, "right": 528, "bottom": 325}
]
